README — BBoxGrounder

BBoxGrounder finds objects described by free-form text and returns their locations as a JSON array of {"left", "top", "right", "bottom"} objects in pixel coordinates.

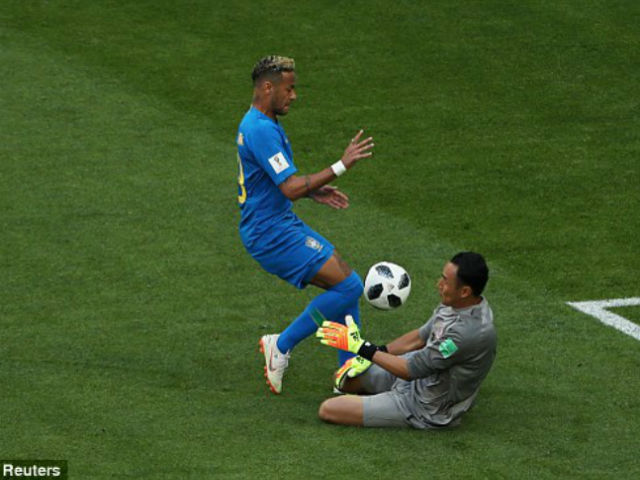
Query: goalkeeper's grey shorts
[
  {"left": 359, "top": 363, "right": 411, "bottom": 428},
  {"left": 361, "top": 392, "right": 411, "bottom": 428}
]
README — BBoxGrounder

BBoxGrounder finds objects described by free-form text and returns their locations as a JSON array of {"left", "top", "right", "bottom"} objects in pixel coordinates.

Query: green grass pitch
[{"left": 1, "top": 1, "right": 639, "bottom": 478}]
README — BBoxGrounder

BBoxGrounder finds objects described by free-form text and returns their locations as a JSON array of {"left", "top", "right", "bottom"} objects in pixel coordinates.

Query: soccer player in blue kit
[{"left": 236, "top": 55, "right": 374, "bottom": 394}]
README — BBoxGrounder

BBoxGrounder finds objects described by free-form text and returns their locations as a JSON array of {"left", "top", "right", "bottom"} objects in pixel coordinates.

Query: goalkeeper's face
[
  {"left": 438, "top": 262, "right": 472, "bottom": 308},
  {"left": 270, "top": 71, "right": 297, "bottom": 116}
]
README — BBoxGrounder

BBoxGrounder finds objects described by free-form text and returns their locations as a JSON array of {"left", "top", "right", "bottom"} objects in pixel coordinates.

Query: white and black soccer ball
[{"left": 363, "top": 262, "right": 411, "bottom": 310}]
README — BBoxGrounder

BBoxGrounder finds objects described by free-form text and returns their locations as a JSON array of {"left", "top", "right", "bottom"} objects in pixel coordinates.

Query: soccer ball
[{"left": 363, "top": 262, "right": 411, "bottom": 310}]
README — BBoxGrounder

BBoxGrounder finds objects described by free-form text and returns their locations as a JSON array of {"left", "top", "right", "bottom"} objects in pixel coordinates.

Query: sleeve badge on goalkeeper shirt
[{"left": 438, "top": 338, "right": 459, "bottom": 359}]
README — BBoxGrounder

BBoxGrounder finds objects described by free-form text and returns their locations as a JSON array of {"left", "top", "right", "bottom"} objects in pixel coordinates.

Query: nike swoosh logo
[{"left": 268, "top": 347, "right": 276, "bottom": 371}]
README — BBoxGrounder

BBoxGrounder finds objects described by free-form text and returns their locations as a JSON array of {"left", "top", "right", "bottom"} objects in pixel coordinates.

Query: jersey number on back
[{"left": 237, "top": 154, "right": 247, "bottom": 205}]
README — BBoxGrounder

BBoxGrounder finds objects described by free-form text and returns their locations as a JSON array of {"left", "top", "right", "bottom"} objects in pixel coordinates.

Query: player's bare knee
[
  {"left": 333, "top": 251, "right": 353, "bottom": 277},
  {"left": 318, "top": 399, "right": 337, "bottom": 423}
]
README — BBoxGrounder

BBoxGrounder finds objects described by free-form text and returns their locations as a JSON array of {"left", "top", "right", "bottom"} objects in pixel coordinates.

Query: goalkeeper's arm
[
  {"left": 385, "top": 329, "right": 426, "bottom": 355},
  {"left": 368, "top": 351, "right": 412, "bottom": 381},
  {"left": 317, "top": 316, "right": 413, "bottom": 380},
  {"left": 368, "top": 329, "right": 424, "bottom": 379}
]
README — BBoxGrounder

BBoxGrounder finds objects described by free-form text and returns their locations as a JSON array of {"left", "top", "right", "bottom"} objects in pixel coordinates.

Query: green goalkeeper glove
[
  {"left": 316, "top": 315, "right": 379, "bottom": 360},
  {"left": 334, "top": 356, "right": 372, "bottom": 391}
]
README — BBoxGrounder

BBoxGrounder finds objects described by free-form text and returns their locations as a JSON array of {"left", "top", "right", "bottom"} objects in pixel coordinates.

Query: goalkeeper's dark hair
[
  {"left": 450, "top": 251, "right": 489, "bottom": 296},
  {"left": 251, "top": 55, "right": 295, "bottom": 86}
]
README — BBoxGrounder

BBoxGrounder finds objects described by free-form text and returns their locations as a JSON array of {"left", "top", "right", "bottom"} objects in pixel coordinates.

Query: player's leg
[
  {"left": 260, "top": 250, "right": 362, "bottom": 394},
  {"left": 318, "top": 395, "right": 364, "bottom": 426},
  {"left": 320, "top": 362, "right": 408, "bottom": 427},
  {"left": 255, "top": 223, "right": 362, "bottom": 393},
  {"left": 308, "top": 252, "right": 351, "bottom": 289},
  {"left": 319, "top": 392, "right": 410, "bottom": 428},
  {"left": 336, "top": 371, "right": 367, "bottom": 394},
  {"left": 340, "top": 362, "right": 396, "bottom": 394},
  {"left": 312, "top": 252, "right": 364, "bottom": 366},
  {"left": 276, "top": 252, "right": 363, "bottom": 365}
]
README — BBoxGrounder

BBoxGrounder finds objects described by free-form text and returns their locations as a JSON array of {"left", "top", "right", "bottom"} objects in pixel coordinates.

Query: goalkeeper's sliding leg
[
  {"left": 318, "top": 395, "right": 365, "bottom": 426},
  {"left": 319, "top": 360, "right": 410, "bottom": 428}
]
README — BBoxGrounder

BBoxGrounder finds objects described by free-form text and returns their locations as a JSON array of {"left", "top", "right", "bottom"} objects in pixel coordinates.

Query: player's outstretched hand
[
  {"left": 309, "top": 185, "right": 349, "bottom": 209},
  {"left": 316, "top": 315, "right": 365, "bottom": 353},
  {"left": 341, "top": 129, "right": 374, "bottom": 170}
]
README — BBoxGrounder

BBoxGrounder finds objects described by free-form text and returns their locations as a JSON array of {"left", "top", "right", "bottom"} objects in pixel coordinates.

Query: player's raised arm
[
  {"left": 340, "top": 129, "right": 375, "bottom": 169},
  {"left": 278, "top": 130, "right": 374, "bottom": 201}
]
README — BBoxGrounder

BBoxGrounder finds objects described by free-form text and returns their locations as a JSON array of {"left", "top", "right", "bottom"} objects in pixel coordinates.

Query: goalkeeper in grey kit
[{"left": 316, "top": 252, "right": 497, "bottom": 429}]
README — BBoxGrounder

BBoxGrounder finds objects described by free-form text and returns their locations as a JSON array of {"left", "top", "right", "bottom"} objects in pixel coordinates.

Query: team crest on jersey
[
  {"left": 237, "top": 133, "right": 244, "bottom": 146},
  {"left": 432, "top": 320, "right": 446, "bottom": 341},
  {"left": 268, "top": 152, "right": 289, "bottom": 174},
  {"left": 305, "top": 236, "right": 323, "bottom": 252}
]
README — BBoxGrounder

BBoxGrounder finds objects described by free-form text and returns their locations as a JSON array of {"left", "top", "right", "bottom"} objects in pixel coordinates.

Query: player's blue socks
[{"left": 277, "top": 271, "right": 363, "bottom": 364}]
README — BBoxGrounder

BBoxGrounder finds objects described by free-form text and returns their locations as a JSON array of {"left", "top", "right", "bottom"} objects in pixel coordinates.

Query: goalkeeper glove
[
  {"left": 316, "top": 315, "right": 379, "bottom": 360},
  {"left": 334, "top": 356, "right": 372, "bottom": 391}
]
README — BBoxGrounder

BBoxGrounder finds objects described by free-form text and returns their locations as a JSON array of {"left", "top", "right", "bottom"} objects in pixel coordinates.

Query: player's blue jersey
[{"left": 236, "top": 107, "right": 298, "bottom": 251}]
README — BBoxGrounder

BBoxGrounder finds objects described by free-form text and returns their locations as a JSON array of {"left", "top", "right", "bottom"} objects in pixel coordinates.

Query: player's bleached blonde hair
[{"left": 251, "top": 55, "right": 295, "bottom": 85}]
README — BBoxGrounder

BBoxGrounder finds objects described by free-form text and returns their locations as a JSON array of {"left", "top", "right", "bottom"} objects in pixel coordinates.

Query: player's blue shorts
[{"left": 244, "top": 217, "right": 334, "bottom": 289}]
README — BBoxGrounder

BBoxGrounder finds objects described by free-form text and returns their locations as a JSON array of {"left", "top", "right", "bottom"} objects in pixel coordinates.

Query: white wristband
[{"left": 331, "top": 160, "right": 347, "bottom": 177}]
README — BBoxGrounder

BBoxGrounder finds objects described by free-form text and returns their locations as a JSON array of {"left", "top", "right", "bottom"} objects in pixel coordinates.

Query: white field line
[{"left": 567, "top": 297, "right": 640, "bottom": 342}]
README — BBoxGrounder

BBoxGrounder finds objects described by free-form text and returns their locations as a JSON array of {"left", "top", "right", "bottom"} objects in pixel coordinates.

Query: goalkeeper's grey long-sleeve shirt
[{"left": 393, "top": 298, "right": 497, "bottom": 429}]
